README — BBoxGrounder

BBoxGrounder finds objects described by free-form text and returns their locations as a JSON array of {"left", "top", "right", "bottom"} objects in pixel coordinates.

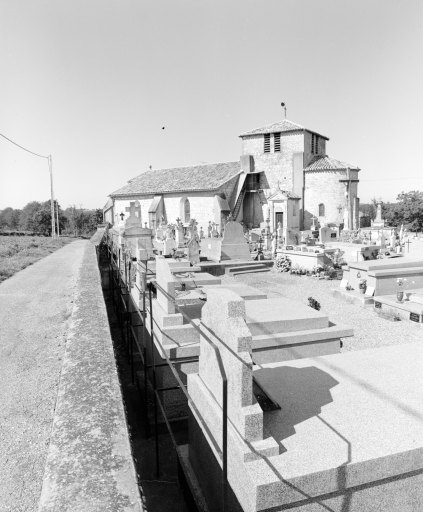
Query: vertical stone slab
[
  {"left": 199, "top": 288, "right": 263, "bottom": 441},
  {"left": 155, "top": 256, "right": 177, "bottom": 314}
]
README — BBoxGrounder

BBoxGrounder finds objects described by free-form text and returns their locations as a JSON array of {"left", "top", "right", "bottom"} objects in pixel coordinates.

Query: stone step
[
  {"left": 159, "top": 323, "right": 200, "bottom": 347},
  {"left": 245, "top": 298, "right": 329, "bottom": 336},
  {"left": 231, "top": 268, "right": 270, "bottom": 276},
  {"left": 251, "top": 324, "right": 353, "bottom": 349},
  {"left": 227, "top": 263, "right": 267, "bottom": 273}
]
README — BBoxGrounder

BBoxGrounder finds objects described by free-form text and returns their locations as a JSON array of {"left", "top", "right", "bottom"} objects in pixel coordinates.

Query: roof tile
[
  {"left": 304, "top": 155, "right": 360, "bottom": 171},
  {"left": 110, "top": 161, "right": 241, "bottom": 197}
]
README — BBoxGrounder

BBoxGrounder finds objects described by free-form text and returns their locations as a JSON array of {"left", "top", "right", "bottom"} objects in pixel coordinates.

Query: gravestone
[
  {"left": 201, "top": 221, "right": 252, "bottom": 262},
  {"left": 175, "top": 218, "right": 185, "bottom": 248}
]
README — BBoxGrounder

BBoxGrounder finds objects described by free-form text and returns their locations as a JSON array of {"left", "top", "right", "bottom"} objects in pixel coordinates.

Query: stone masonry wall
[
  {"left": 240, "top": 133, "right": 304, "bottom": 194},
  {"left": 304, "top": 169, "right": 359, "bottom": 229}
]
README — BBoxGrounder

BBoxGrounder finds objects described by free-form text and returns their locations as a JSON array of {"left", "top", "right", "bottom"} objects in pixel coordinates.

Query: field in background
[{"left": 0, "top": 235, "right": 74, "bottom": 283}]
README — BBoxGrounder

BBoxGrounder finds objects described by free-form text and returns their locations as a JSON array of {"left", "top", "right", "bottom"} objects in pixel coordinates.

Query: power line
[
  {"left": 0, "top": 132, "right": 48, "bottom": 159},
  {"left": 361, "top": 177, "right": 423, "bottom": 182},
  {"left": 0, "top": 131, "right": 57, "bottom": 238}
]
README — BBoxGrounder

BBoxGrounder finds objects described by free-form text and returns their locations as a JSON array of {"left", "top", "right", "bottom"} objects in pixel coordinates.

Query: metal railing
[{"left": 102, "top": 236, "right": 229, "bottom": 511}]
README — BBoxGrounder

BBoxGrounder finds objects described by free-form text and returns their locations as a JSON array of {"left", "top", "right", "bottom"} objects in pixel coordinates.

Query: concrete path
[{"left": 0, "top": 240, "right": 87, "bottom": 512}]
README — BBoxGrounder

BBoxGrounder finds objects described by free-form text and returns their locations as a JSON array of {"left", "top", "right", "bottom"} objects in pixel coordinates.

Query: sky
[{"left": 1, "top": 0, "right": 423, "bottom": 210}]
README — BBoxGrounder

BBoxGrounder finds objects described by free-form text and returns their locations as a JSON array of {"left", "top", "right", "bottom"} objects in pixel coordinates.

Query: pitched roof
[
  {"left": 268, "top": 190, "right": 301, "bottom": 201},
  {"left": 110, "top": 161, "right": 241, "bottom": 197},
  {"left": 304, "top": 155, "right": 360, "bottom": 172},
  {"left": 102, "top": 198, "right": 113, "bottom": 211},
  {"left": 239, "top": 118, "right": 329, "bottom": 140}
]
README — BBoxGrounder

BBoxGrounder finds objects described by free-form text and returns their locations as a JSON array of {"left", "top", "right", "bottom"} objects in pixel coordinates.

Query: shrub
[
  {"left": 276, "top": 255, "right": 291, "bottom": 272},
  {"left": 308, "top": 297, "right": 321, "bottom": 310}
]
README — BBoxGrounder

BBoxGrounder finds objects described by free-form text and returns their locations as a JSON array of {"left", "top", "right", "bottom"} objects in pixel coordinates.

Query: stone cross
[{"left": 125, "top": 201, "right": 142, "bottom": 227}]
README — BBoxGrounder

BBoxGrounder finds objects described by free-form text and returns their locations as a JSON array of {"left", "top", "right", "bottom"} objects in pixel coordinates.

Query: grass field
[{"left": 0, "top": 235, "right": 74, "bottom": 283}]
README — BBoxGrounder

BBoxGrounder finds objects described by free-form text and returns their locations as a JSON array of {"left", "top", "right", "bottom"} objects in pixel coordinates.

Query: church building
[{"left": 105, "top": 118, "right": 360, "bottom": 242}]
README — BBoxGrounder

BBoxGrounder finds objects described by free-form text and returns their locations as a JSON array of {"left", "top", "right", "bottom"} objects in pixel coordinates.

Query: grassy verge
[{"left": 0, "top": 235, "right": 74, "bottom": 283}]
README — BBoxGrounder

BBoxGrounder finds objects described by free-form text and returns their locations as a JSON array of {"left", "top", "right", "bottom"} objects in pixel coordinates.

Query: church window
[
  {"left": 274, "top": 133, "right": 281, "bottom": 152},
  {"left": 264, "top": 133, "right": 270, "bottom": 153},
  {"left": 183, "top": 198, "right": 190, "bottom": 223},
  {"left": 319, "top": 203, "right": 325, "bottom": 217}
]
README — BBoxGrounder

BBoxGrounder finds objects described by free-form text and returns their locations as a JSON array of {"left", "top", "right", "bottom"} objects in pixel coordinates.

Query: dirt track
[{"left": 0, "top": 240, "right": 88, "bottom": 512}]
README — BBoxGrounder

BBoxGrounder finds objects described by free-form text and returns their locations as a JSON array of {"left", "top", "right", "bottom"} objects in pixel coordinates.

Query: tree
[
  {"left": 0, "top": 207, "right": 21, "bottom": 230},
  {"left": 19, "top": 201, "right": 42, "bottom": 231},
  {"left": 395, "top": 191, "right": 423, "bottom": 231}
]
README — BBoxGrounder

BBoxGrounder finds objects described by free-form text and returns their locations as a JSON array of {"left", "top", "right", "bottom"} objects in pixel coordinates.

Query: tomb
[
  {"left": 341, "top": 258, "right": 423, "bottom": 297},
  {"left": 149, "top": 257, "right": 352, "bottom": 366},
  {"left": 200, "top": 220, "right": 252, "bottom": 263},
  {"left": 373, "top": 288, "right": 423, "bottom": 324},
  {"left": 185, "top": 289, "right": 423, "bottom": 512},
  {"left": 145, "top": 257, "right": 352, "bottom": 423},
  {"left": 277, "top": 246, "right": 337, "bottom": 271}
]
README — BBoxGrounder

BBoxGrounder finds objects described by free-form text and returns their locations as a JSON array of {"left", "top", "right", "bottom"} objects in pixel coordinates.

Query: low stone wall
[{"left": 38, "top": 243, "right": 143, "bottom": 512}]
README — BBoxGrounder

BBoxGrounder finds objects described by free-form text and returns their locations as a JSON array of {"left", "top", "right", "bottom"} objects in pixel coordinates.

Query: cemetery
[
  {"left": 87, "top": 184, "right": 423, "bottom": 512},
  {"left": 3, "top": 119, "right": 423, "bottom": 512}
]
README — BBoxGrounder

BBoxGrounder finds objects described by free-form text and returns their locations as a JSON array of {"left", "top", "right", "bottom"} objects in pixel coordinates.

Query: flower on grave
[
  {"left": 358, "top": 279, "right": 367, "bottom": 290},
  {"left": 397, "top": 278, "right": 406, "bottom": 287}
]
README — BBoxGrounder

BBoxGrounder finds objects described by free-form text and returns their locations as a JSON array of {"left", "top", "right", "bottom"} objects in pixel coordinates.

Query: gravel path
[
  {"left": 223, "top": 268, "right": 422, "bottom": 352},
  {"left": 0, "top": 240, "right": 88, "bottom": 512}
]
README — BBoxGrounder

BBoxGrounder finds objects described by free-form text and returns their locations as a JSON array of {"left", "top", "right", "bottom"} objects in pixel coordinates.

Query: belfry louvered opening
[
  {"left": 264, "top": 133, "right": 271, "bottom": 153},
  {"left": 274, "top": 132, "right": 281, "bottom": 152}
]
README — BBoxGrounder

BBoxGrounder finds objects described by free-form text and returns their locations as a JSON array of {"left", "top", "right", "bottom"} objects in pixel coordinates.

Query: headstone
[{"left": 175, "top": 218, "right": 185, "bottom": 248}]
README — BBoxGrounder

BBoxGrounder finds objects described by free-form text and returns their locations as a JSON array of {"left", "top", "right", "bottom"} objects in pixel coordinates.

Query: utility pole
[
  {"left": 48, "top": 155, "right": 56, "bottom": 238},
  {"left": 0, "top": 133, "right": 58, "bottom": 238}
]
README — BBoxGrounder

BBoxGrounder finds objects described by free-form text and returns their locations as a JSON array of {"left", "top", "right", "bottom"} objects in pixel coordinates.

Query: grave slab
[
  {"left": 190, "top": 342, "right": 423, "bottom": 512},
  {"left": 245, "top": 298, "right": 329, "bottom": 335}
]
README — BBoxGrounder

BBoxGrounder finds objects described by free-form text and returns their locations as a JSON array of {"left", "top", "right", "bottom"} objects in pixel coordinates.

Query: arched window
[
  {"left": 181, "top": 197, "right": 190, "bottom": 223},
  {"left": 319, "top": 203, "right": 325, "bottom": 217}
]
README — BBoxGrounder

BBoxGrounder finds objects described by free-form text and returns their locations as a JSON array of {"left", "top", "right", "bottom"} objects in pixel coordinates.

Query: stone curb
[{"left": 38, "top": 241, "right": 144, "bottom": 512}]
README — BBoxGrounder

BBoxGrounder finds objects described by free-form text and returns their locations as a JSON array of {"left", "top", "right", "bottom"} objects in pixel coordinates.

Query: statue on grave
[
  {"left": 187, "top": 222, "right": 201, "bottom": 265},
  {"left": 207, "top": 221, "right": 212, "bottom": 238},
  {"left": 199, "top": 226, "right": 205, "bottom": 239}
]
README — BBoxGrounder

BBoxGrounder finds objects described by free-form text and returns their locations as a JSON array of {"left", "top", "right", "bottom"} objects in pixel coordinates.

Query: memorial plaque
[{"left": 410, "top": 312, "right": 420, "bottom": 323}]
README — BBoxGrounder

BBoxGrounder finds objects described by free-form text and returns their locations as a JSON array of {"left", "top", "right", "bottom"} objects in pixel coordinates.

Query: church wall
[
  {"left": 111, "top": 182, "right": 238, "bottom": 236},
  {"left": 240, "top": 133, "right": 304, "bottom": 193},
  {"left": 304, "top": 170, "right": 349, "bottom": 229}
]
